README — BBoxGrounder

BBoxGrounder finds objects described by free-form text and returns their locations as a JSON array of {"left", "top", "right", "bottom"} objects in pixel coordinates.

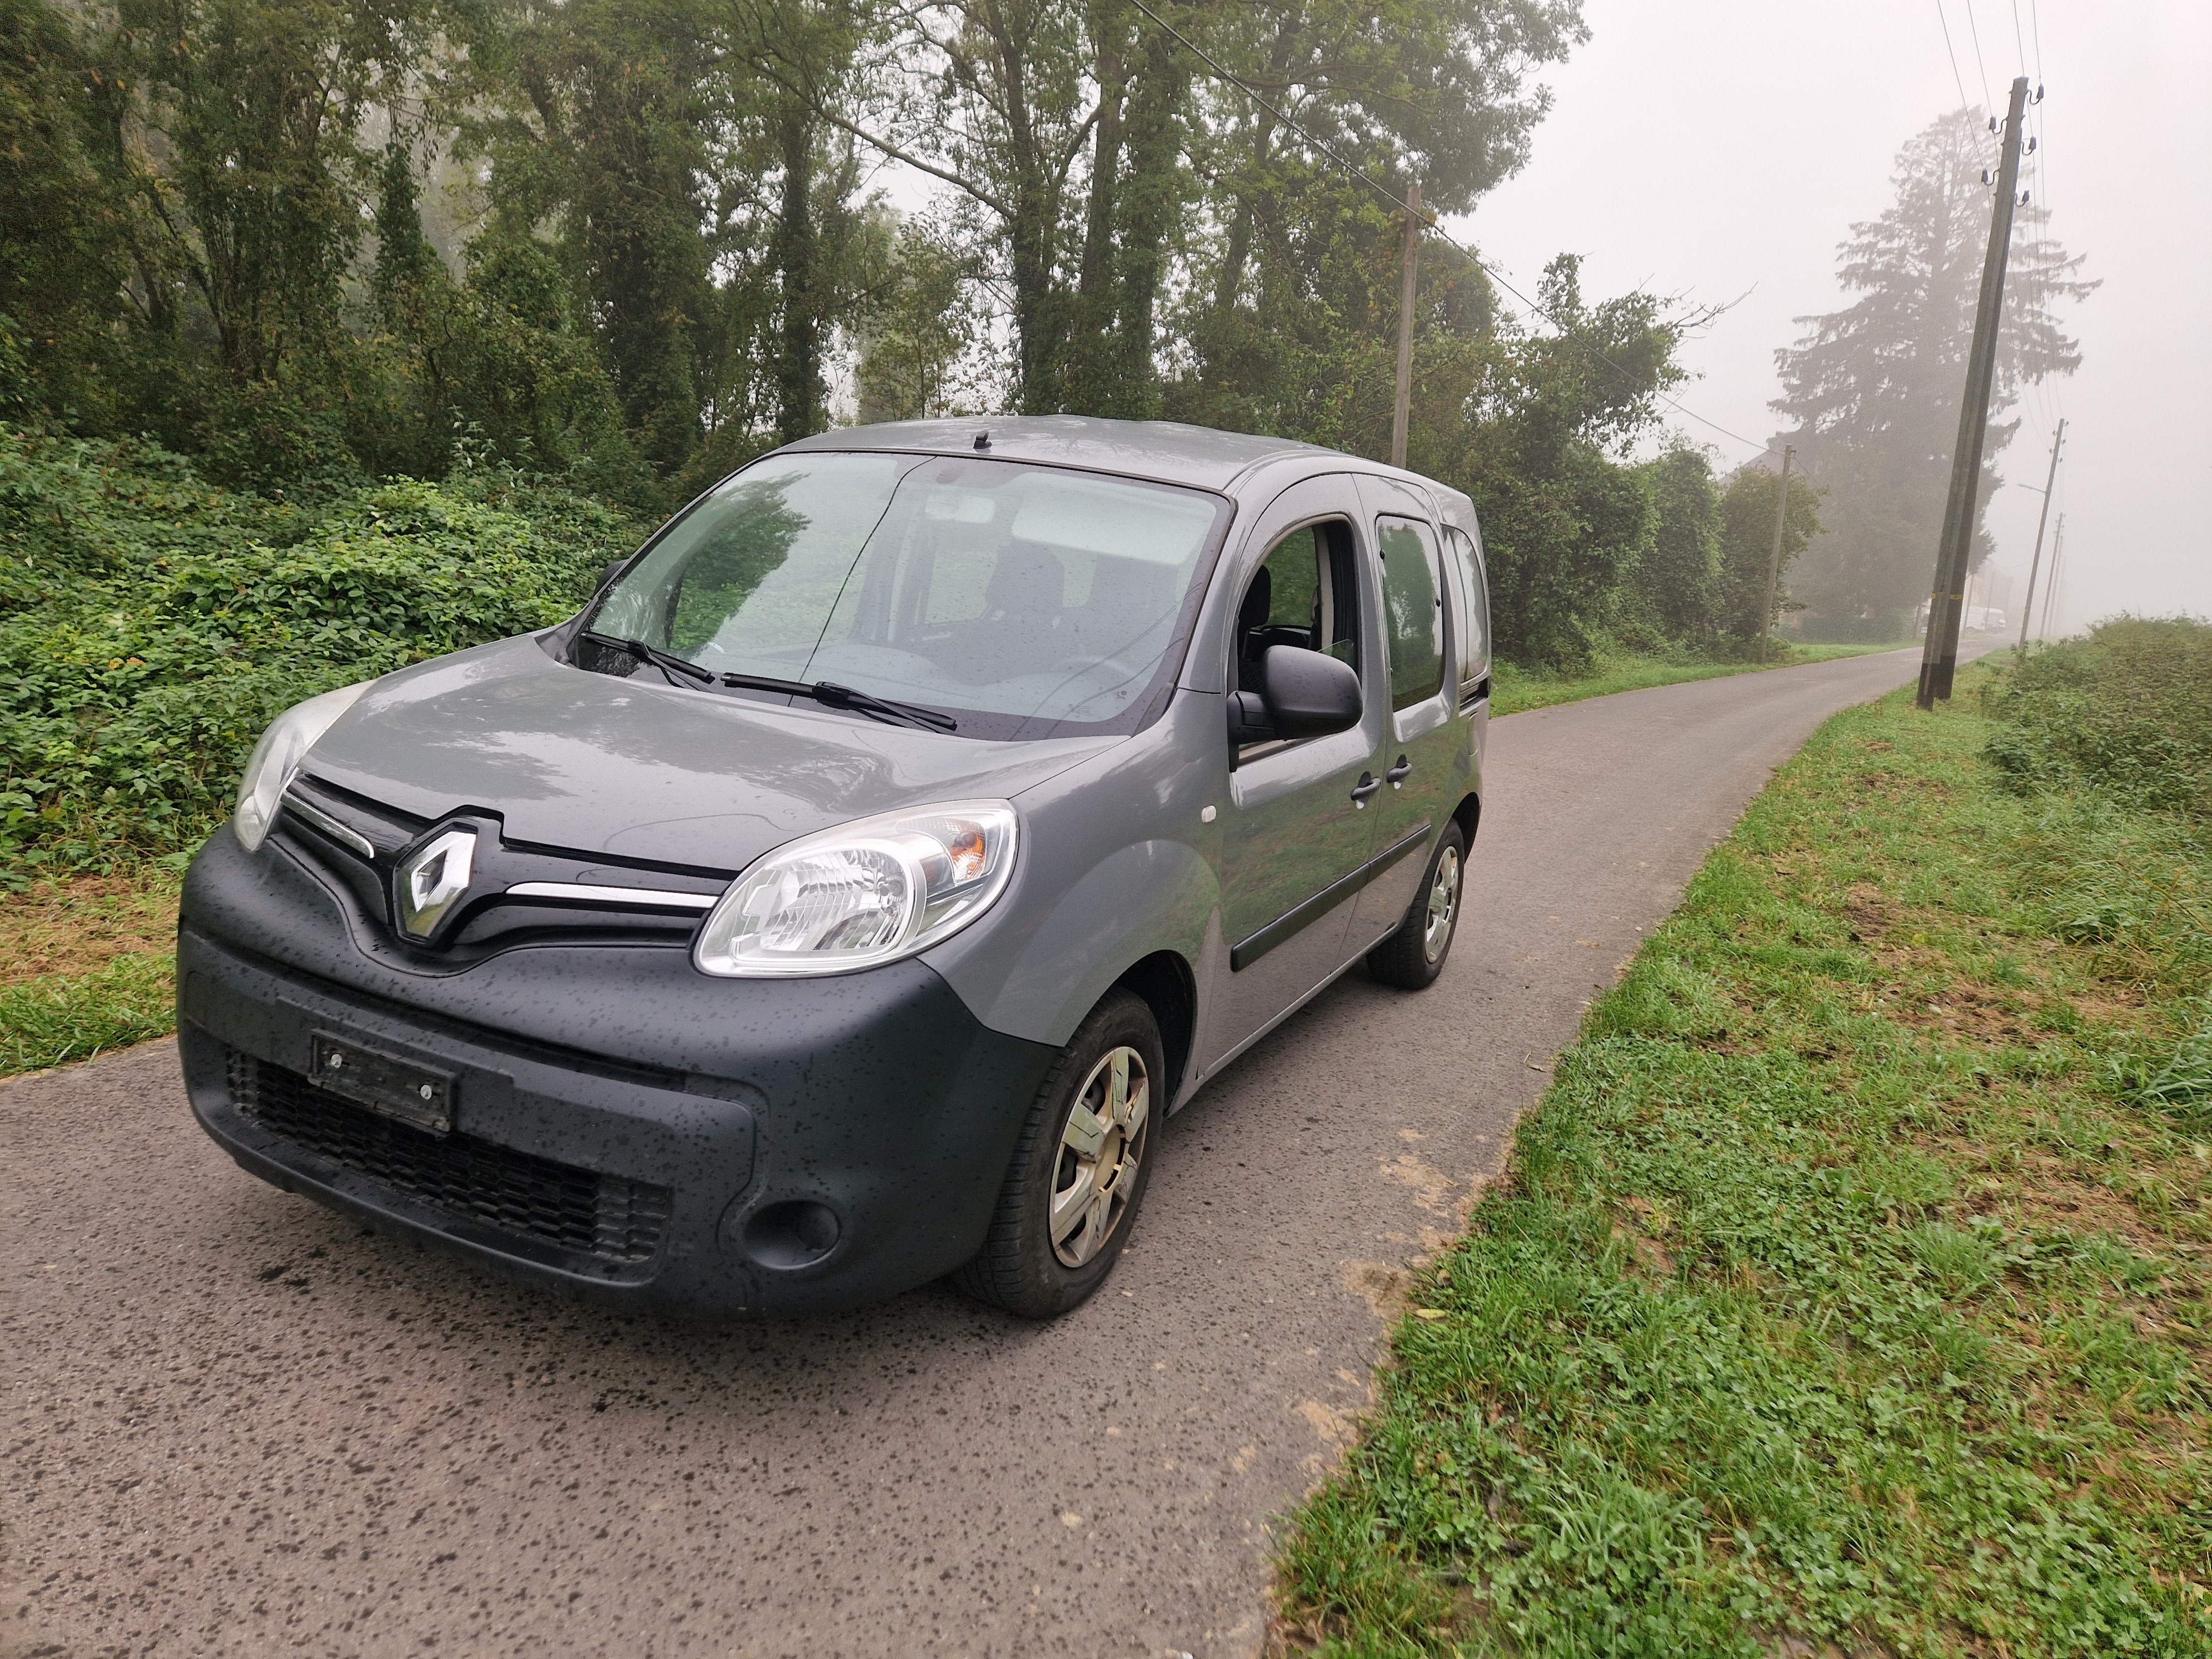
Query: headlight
[
  {"left": 232, "top": 682, "right": 372, "bottom": 853},
  {"left": 694, "top": 802, "right": 1018, "bottom": 977}
]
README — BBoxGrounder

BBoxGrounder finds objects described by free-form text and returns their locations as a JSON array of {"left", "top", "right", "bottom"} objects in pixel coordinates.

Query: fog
[{"left": 1450, "top": 0, "right": 2212, "bottom": 633}]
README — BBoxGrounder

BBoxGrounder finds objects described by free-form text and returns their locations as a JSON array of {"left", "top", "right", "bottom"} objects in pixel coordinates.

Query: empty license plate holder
[{"left": 309, "top": 1032, "right": 455, "bottom": 1135}]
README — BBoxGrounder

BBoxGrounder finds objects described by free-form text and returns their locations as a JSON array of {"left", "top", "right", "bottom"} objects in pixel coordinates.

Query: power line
[
  {"left": 1961, "top": 0, "right": 1995, "bottom": 109},
  {"left": 1934, "top": 1, "right": 1975, "bottom": 116}
]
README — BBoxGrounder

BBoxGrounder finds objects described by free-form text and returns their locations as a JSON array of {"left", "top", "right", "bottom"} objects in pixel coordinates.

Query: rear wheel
[
  {"left": 1366, "top": 818, "right": 1465, "bottom": 989},
  {"left": 954, "top": 990, "right": 1161, "bottom": 1318}
]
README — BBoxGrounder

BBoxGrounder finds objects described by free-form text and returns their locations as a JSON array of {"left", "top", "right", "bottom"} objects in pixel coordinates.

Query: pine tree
[{"left": 1771, "top": 109, "right": 2091, "bottom": 637}]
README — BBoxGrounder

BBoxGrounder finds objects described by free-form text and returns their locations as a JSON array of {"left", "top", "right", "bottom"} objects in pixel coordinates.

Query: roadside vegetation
[
  {"left": 0, "top": 422, "right": 645, "bottom": 874},
  {"left": 0, "top": 425, "right": 644, "bottom": 1074},
  {"left": 1277, "top": 634, "right": 2212, "bottom": 1656}
]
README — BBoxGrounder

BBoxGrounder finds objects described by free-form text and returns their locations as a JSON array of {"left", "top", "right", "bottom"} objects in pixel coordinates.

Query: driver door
[{"left": 1198, "top": 477, "right": 1384, "bottom": 1071}]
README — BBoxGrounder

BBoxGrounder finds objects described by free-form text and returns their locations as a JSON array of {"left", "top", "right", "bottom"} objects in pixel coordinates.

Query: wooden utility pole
[
  {"left": 1758, "top": 445, "right": 1795, "bottom": 664},
  {"left": 1390, "top": 183, "right": 1421, "bottom": 469},
  {"left": 2015, "top": 417, "right": 2066, "bottom": 654},
  {"left": 1918, "top": 74, "right": 2032, "bottom": 708}
]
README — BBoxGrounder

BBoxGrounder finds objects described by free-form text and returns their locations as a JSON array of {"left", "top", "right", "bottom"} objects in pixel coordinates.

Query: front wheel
[
  {"left": 953, "top": 990, "right": 1162, "bottom": 1318},
  {"left": 1366, "top": 818, "right": 1466, "bottom": 989}
]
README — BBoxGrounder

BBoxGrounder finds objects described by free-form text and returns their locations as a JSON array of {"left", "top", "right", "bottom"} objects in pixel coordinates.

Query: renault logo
[{"left": 395, "top": 827, "right": 477, "bottom": 940}]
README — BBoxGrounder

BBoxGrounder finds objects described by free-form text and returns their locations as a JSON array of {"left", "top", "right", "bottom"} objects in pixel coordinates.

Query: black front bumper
[{"left": 179, "top": 826, "right": 1057, "bottom": 1319}]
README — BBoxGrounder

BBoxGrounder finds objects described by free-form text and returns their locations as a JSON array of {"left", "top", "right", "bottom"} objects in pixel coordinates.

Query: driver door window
[{"left": 1233, "top": 520, "right": 1360, "bottom": 702}]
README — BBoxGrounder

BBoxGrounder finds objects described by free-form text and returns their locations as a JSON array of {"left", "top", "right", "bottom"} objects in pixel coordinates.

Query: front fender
[
  {"left": 943, "top": 837, "right": 1218, "bottom": 1047},
  {"left": 921, "top": 690, "right": 1228, "bottom": 1047}
]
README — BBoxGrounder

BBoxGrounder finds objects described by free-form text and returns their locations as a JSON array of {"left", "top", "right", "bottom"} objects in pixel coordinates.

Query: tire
[
  {"left": 954, "top": 990, "right": 1162, "bottom": 1318},
  {"left": 1366, "top": 818, "right": 1467, "bottom": 990}
]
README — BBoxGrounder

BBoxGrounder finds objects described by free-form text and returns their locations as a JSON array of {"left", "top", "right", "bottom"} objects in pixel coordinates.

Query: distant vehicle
[
  {"left": 1966, "top": 606, "right": 2009, "bottom": 634},
  {"left": 177, "top": 417, "right": 1492, "bottom": 1321}
]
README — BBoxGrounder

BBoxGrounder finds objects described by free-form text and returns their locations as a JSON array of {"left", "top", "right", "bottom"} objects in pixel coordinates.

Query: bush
[
  {"left": 1985, "top": 616, "right": 2212, "bottom": 822},
  {"left": 0, "top": 422, "right": 649, "bottom": 869}
]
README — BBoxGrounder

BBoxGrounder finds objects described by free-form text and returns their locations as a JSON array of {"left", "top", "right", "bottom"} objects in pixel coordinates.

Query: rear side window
[
  {"left": 1375, "top": 517, "right": 1444, "bottom": 711},
  {"left": 1444, "top": 524, "right": 1489, "bottom": 695}
]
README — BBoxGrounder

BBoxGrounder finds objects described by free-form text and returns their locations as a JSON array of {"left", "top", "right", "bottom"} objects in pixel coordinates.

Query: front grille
[
  {"left": 275, "top": 775, "right": 726, "bottom": 961},
  {"left": 228, "top": 1051, "right": 670, "bottom": 1264}
]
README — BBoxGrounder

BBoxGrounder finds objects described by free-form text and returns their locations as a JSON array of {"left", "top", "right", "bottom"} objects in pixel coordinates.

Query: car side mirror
[
  {"left": 599, "top": 558, "right": 625, "bottom": 590},
  {"left": 1227, "top": 645, "right": 1363, "bottom": 746}
]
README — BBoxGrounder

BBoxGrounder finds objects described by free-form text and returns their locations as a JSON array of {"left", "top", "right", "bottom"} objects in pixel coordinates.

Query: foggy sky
[{"left": 1451, "top": 0, "right": 2212, "bottom": 632}]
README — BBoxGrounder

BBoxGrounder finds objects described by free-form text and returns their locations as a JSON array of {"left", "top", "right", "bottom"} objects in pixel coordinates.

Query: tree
[
  {"left": 0, "top": 0, "right": 137, "bottom": 425},
  {"left": 857, "top": 217, "right": 980, "bottom": 422},
  {"left": 1628, "top": 447, "right": 1721, "bottom": 643},
  {"left": 1714, "top": 463, "right": 1822, "bottom": 648},
  {"left": 1771, "top": 108, "right": 2091, "bottom": 638},
  {"left": 472, "top": 0, "right": 725, "bottom": 477},
  {"left": 1167, "top": 0, "right": 1580, "bottom": 452},
  {"left": 820, "top": 0, "right": 1181, "bottom": 414},
  {"left": 1436, "top": 255, "right": 1689, "bottom": 669}
]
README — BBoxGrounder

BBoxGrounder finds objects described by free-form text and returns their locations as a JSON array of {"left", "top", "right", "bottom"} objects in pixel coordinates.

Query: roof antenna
[{"left": 973, "top": 431, "right": 991, "bottom": 451}]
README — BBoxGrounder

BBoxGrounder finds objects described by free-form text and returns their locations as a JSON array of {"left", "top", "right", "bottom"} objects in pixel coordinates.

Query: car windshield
[{"left": 585, "top": 452, "right": 1229, "bottom": 739}]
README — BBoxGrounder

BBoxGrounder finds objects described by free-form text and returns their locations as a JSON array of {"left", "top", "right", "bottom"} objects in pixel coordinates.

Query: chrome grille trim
[
  {"left": 281, "top": 790, "right": 377, "bottom": 860},
  {"left": 504, "top": 881, "right": 719, "bottom": 911}
]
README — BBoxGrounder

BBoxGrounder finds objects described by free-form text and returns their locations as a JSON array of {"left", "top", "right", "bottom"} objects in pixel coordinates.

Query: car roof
[{"left": 779, "top": 415, "right": 1352, "bottom": 493}]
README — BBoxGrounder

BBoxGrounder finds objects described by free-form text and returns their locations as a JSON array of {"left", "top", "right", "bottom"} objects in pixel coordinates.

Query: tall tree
[
  {"left": 1629, "top": 447, "right": 1722, "bottom": 643},
  {"left": 475, "top": 0, "right": 724, "bottom": 477},
  {"left": 0, "top": 0, "right": 137, "bottom": 424},
  {"left": 1169, "top": 0, "right": 1581, "bottom": 451},
  {"left": 827, "top": 0, "right": 1172, "bottom": 413},
  {"left": 1771, "top": 108, "right": 2091, "bottom": 637},
  {"left": 1714, "top": 462, "right": 1822, "bottom": 647},
  {"left": 1440, "top": 255, "right": 1689, "bottom": 668}
]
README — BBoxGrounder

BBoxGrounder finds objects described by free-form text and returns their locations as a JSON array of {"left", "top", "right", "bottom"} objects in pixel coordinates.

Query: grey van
[{"left": 179, "top": 417, "right": 1491, "bottom": 1319}]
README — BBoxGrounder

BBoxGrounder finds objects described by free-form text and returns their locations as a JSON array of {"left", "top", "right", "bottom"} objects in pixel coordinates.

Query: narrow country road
[{"left": 5, "top": 648, "right": 1949, "bottom": 1659}]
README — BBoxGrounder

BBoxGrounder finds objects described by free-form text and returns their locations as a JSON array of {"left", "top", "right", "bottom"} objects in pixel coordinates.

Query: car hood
[{"left": 300, "top": 634, "right": 1121, "bottom": 871}]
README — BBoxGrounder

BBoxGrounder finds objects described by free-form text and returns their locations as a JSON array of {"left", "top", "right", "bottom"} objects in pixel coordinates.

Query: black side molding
[{"left": 1230, "top": 823, "right": 1434, "bottom": 972}]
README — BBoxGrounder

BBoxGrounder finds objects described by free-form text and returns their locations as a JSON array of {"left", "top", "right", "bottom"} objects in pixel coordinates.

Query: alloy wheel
[
  {"left": 1423, "top": 845, "right": 1462, "bottom": 963},
  {"left": 1050, "top": 1045, "right": 1150, "bottom": 1267}
]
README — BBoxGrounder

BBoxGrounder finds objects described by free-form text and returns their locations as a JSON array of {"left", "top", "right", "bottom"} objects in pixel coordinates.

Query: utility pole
[
  {"left": 2040, "top": 513, "right": 2067, "bottom": 640},
  {"left": 1758, "top": 445, "right": 1795, "bottom": 664},
  {"left": 2015, "top": 417, "right": 2065, "bottom": 654},
  {"left": 1918, "top": 74, "right": 2033, "bottom": 709},
  {"left": 1390, "top": 182, "right": 1422, "bottom": 469}
]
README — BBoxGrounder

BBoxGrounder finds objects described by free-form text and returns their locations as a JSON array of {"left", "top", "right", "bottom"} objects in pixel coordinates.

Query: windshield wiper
[
  {"left": 717, "top": 671, "right": 958, "bottom": 733},
  {"left": 581, "top": 632, "right": 957, "bottom": 732},
  {"left": 581, "top": 631, "right": 714, "bottom": 687}
]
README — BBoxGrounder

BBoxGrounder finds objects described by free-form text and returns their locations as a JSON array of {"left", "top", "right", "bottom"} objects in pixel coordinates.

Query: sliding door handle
[{"left": 1385, "top": 755, "right": 1412, "bottom": 787}]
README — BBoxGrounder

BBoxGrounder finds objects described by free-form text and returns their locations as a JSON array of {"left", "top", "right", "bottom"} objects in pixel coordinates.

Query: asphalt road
[{"left": 6, "top": 647, "right": 1944, "bottom": 1659}]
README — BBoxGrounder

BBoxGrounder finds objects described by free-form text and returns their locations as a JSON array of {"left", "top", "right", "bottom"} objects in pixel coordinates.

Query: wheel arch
[
  {"left": 1109, "top": 950, "right": 1198, "bottom": 1105},
  {"left": 1451, "top": 790, "right": 1481, "bottom": 850}
]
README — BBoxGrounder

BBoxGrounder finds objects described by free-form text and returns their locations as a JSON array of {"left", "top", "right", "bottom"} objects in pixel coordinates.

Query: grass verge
[
  {"left": 0, "top": 870, "right": 181, "bottom": 1076},
  {"left": 1276, "top": 665, "right": 2212, "bottom": 1656},
  {"left": 1490, "top": 640, "right": 1913, "bottom": 717},
  {"left": 1, "top": 948, "right": 178, "bottom": 1074}
]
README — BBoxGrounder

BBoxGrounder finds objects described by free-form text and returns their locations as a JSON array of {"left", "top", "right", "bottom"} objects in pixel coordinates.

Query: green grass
[
  {"left": 1277, "top": 664, "right": 2212, "bottom": 1657},
  {"left": 0, "top": 948, "right": 178, "bottom": 1074},
  {"left": 1490, "top": 640, "right": 1912, "bottom": 717}
]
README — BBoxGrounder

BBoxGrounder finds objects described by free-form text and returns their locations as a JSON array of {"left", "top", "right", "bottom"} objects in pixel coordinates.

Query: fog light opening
[{"left": 744, "top": 1200, "right": 841, "bottom": 1269}]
